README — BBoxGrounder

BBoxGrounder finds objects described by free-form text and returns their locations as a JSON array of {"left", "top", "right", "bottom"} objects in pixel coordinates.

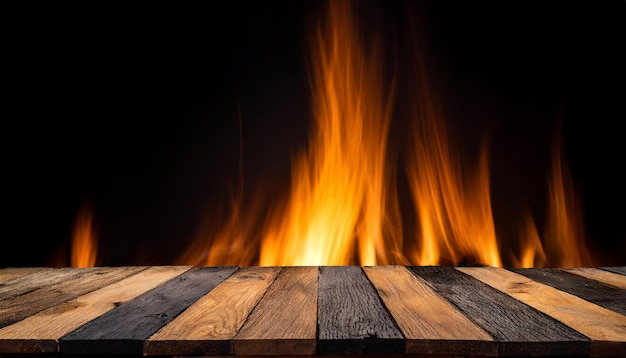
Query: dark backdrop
[{"left": 1, "top": 0, "right": 625, "bottom": 266}]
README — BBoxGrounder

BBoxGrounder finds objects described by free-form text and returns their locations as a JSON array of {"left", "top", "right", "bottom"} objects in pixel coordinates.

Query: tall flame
[
  {"left": 405, "top": 18, "right": 501, "bottom": 267},
  {"left": 543, "top": 123, "right": 594, "bottom": 268},
  {"left": 259, "top": 0, "right": 401, "bottom": 266},
  {"left": 71, "top": 202, "right": 98, "bottom": 268}
]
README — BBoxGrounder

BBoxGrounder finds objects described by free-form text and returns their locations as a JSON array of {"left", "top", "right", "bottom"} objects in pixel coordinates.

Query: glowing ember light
[{"left": 71, "top": 202, "right": 98, "bottom": 268}]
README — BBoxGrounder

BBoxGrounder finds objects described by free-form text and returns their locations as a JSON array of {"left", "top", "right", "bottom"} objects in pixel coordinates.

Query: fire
[
  {"left": 513, "top": 211, "right": 547, "bottom": 268},
  {"left": 404, "top": 20, "right": 502, "bottom": 267},
  {"left": 259, "top": 0, "right": 400, "bottom": 266},
  {"left": 173, "top": 0, "right": 595, "bottom": 268},
  {"left": 71, "top": 202, "right": 98, "bottom": 268},
  {"left": 542, "top": 123, "right": 594, "bottom": 268}
]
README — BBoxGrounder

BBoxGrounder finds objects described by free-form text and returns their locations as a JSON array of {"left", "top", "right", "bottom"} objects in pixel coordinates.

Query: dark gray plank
[
  {"left": 512, "top": 268, "right": 626, "bottom": 316},
  {"left": 60, "top": 266, "right": 237, "bottom": 355},
  {"left": 409, "top": 267, "right": 588, "bottom": 357},
  {"left": 601, "top": 266, "right": 626, "bottom": 276},
  {"left": 318, "top": 266, "right": 404, "bottom": 355},
  {"left": 0, "top": 266, "right": 146, "bottom": 328}
]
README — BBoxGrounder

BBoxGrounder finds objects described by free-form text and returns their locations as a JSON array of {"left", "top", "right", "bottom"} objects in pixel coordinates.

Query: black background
[{"left": 1, "top": 0, "right": 625, "bottom": 267}]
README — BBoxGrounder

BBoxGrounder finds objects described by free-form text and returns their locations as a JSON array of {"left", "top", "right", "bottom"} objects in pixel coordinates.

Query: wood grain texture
[
  {"left": 0, "top": 268, "right": 97, "bottom": 301},
  {"left": 0, "top": 266, "right": 190, "bottom": 354},
  {"left": 0, "top": 266, "right": 146, "bottom": 329},
  {"left": 233, "top": 266, "right": 318, "bottom": 356},
  {"left": 318, "top": 266, "right": 404, "bottom": 355},
  {"left": 459, "top": 267, "right": 626, "bottom": 357},
  {"left": 511, "top": 268, "right": 626, "bottom": 316},
  {"left": 600, "top": 266, "right": 626, "bottom": 276},
  {"left": 565, "top": 268, "right": 626, "bottom": 289},
  {"left": 145, "top": 266, "right": 281, "bottom": 356},
  {"left": 0, "top": 268, "right": 47, "bottom": 283},
  {"left": 409, "top": 266, "right": 588, "bottom": 357},
  {"left": 363, "top": 266, "right": 496, "bottom": 356},
  {"left": 59, "top": 266, "right": 237, "bottom": 355}
]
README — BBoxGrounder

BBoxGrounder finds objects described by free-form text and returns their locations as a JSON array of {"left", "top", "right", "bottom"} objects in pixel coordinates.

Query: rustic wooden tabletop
[{"left": 0, "top": 266, "right": 625, "bottom": 357}]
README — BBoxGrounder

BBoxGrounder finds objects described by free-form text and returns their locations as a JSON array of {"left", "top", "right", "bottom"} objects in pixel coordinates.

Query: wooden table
[{"left": 1, "top": 266, "right": 625, "bottom": 357}]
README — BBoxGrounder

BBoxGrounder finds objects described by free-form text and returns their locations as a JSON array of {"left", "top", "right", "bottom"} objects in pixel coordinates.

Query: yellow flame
[
  {"left": 71, "top": 202, "right": 98, "bottom": 268},
  {"left": 259, "top": 0, "right": 401, "bottom": 266}
]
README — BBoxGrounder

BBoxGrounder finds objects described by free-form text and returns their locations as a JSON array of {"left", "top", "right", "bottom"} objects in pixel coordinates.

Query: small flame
[
  {"left": 259, "top": 0, "right": 401, "bottom": 266},
  {"left": 71, "top": 202, "right": 98, "bottom": 268},
  {"left": 514, "top": 211, "right": 547, "bottom": 268},
  {"left": 176, "top": 197, "right": 261, "bottom": 266}
]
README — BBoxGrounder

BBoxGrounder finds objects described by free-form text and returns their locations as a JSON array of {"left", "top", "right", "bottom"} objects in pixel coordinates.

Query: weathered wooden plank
[
  {"left": 363, "top": 266, "right": 496, "bottom": 356},
  {"left": 0, "top": 267, "right": 98, "bottom": 301},
  {"left": 232, "top": 266, "right": 317, "bottom": 356},
  {"left": 459, "top": 267, "right": 626, "bottom": 357},
  {"left": 0, "top": 268, "right": 47, "bottom": 283},
  {"left": 565, "top": 267, "right": 626, "bottom": 290},
  {"left": 145, "top": 266, "right": 281, "bottom": 356},
  {"left": 0, "top": 266, "right": 190, "bottom": 354},
  {"left": 600, "top": 266, "right": 626, "bottom": 276},
  {"left": 318, "top": 266, "right": 404, "bottom": 355},
  {"left": 512, "top": 268, "right": 626, "bottom": 316},
  {"left": 60, "top": 266, "right": 237, "bottom": 355},
  {"left": 408, "top": 266, "right": 588, "bottom": 356},
  {"left": 0, "top": 266, "right": 146, "bottom": 329}
]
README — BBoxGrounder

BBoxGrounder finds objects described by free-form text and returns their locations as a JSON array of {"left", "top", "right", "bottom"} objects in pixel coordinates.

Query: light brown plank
[
  {"left": 0, "top": 267, "right": 98, "bottom": 301},
  {"left": 0, "top": 268, "right": 47, "bottom": 283},
  {"left": 565, "top": 267, "right": 626, "bottom": 290},
  {"left": 458, "top": 267, "right": 626, "bottom": 357},
  {"left": 145, "top": 266, "right": 281, "bottom": 356},
  {"left": 0, "top": 266, "right": 146, "bottom": 329},
  {"left": 232, "top": 266, "right": 318, "bottom": 356},
  {"left": 363, "top": 266, "right": 496, "bottom": 356},
  {"left": 0, "top": 266, "right": 190, "bottom": 354}
]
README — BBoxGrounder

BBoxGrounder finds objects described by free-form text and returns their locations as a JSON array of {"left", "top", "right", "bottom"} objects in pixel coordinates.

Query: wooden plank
[
  {"left": 60, "top": 266, "right": 237, "bottom": 355},
  {"left": 145, "top": 266, "right": 281, "bottom": 356},
  {"left": 0, "top": 267, "right": 98, "bottom": 301},
  {"left": 459, "top": 267, "right": 626, "bottom": 357},
  {"left": 318, "top": 266, "right": 404, "bottom": 355},
  {"left": 600, "top": 266, "right": 626, "bottom": 276},
  {"left": 0, "top": 268, "right": 47, "bottom": 283},
  {"left": 363, "top": 266, "right": 496, "bottom": 356},
  {"left": 0, "top": 266, "right": 190, "bottom": 354},
  {"left": 232, "top": 266, "right": 317, "bottom": 356},
  {"left": 565, "top": 267, "right": 626, "bottom": 290},
  {"left": 512, "top": 268, "right": 626, "bottom": 316},
  {"left": 409, "top": 266, "right": 588, "bottom": 356},
  {"left": 0, "top": 266, "right": 146, "bottom": 329}
]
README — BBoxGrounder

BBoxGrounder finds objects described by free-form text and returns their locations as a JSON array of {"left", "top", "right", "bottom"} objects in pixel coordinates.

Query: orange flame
[
  {"left": 542, "top": 124, "right": 594, "bottom": 268},
  {"left": 71, "top": 202, "right": 98, "bottom": 268},
  {"left": 405, "top": 20, "right": 501, "bottom": 267},
  {"left": 513, "top": 211, "right": 547, "bottom": 268},
  {"left": 259, "top": 0, "right": 402, "bottom": 266}
]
